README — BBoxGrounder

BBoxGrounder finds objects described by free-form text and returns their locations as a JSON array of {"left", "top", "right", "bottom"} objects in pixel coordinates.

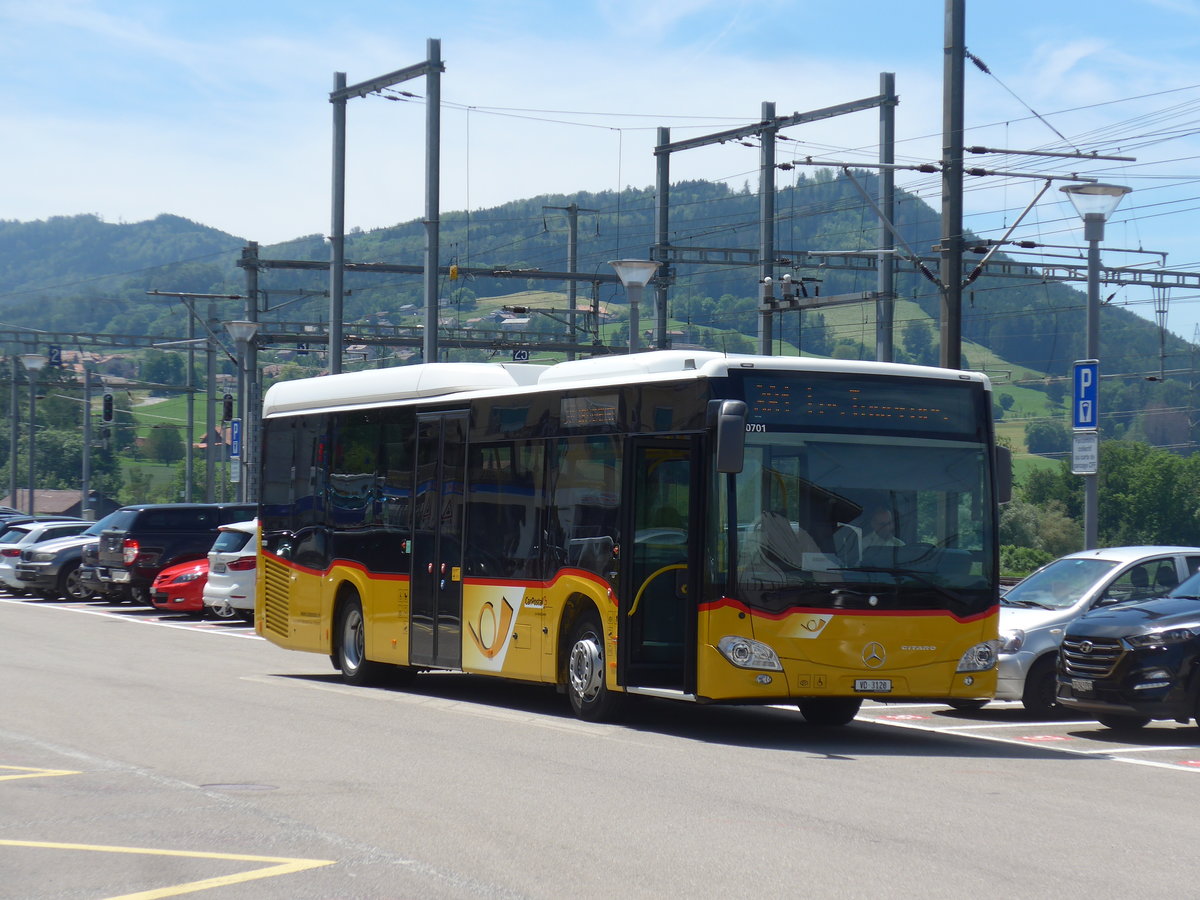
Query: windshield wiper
[{"left": 1002, "top": 597, "right": 1053, "bottom": 610}]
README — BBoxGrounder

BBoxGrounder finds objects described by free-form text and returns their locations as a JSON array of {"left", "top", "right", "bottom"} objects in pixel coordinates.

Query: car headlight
[
  {"left": 717, "top": 636, "right": 783, "bottom": 671},
  {"left": 171, "top": 572, "right": 204, "bottom": 584},
  {"left": 1125, "top": 627, "right": 1200, "bottom": 648},
  {"left": 999, "top": 629, "right": 1025, "bottom": 653},
  {"left": 30, "top": 552, "right": 56, "bottom": 563},
  {"left": 957, "top": 640, "right": 1001, "bottom": 672}
]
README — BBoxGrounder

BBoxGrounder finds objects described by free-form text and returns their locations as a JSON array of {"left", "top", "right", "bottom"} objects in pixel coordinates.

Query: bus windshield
[{"left": 726, "top": 431, "right": 994, "bottom": 617}]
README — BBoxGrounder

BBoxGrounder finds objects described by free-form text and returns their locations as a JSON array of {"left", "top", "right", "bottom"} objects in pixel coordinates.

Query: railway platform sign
[
  {"left": 230, "top": 418, "right": 242, "bottom": 459},
  {"left": 1073, "top": 360, "right": 1099, "bottom": 431}
]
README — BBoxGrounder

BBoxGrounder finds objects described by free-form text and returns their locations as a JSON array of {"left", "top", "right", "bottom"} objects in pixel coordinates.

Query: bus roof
[{"left": 261, "top": 350, "right": 991, "bottom": 418}]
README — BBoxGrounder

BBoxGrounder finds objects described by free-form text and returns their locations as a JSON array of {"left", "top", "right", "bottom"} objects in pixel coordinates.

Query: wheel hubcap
[
  {"left": 569, "top": 631, "right": 603, "bottom": 703},
  {"left": 342, "top": 610, "right": 364, "bottom": 672}
]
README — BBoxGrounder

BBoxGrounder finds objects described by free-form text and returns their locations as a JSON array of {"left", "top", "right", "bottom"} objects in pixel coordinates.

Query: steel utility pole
[
  {"left": 329, "top": 39, "right": 445, "bottom": 372},
  {"left": 877, "top": 73, "right": 898, "bottom": 362},
  {"left": 759, "top": 101, "right": 777, "bottom": 356},
  {"left": 545, "top": 202, "right": 599, "bottom": 359},
  {"left": 655, "top": 127, "right": 671, "bottom": 350},
  {"left": 241, "top": 243, "right": 261, "bottom": 503},
  {"left": 939, "top": 0, "right": 965, "bottom": 368}
]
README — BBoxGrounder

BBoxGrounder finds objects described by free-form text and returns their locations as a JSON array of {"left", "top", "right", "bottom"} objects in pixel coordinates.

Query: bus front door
[
  {"left": 620, "top": 438, "right": 701, "bottom": 693},
  {"left": 410, "top": 411, "right": 468, "bottom": 669}
]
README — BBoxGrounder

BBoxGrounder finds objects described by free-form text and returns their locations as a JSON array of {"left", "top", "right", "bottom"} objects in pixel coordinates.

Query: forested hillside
[{"left": 0, "top": 173, "right": 1191, "bottom": 449}]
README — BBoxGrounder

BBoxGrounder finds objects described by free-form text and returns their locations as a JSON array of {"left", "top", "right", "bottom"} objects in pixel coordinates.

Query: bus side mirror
[
  {"left": 709, "top": 400, "right": 747, "bottom": 474},
  {"left": 995, "top": 444, "right": 1012, "bottom": 504}
]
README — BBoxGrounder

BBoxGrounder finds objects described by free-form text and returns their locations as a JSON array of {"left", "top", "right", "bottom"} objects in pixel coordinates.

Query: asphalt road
[{"left": 2, "top": 594, "right": 1197, "bottom": 899}]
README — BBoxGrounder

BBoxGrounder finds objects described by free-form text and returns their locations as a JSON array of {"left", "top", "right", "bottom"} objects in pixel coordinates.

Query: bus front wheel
[
  {"left": 798, "top": 698, "right": 862, "bottom": 726},
  {"left": 566, "top": 612, "right": 623, "bottom": 722}
]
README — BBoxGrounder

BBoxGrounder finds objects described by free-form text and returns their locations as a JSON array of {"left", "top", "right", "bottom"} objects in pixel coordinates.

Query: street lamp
[
  {"left": 224, "top": 320, "right": 260, "bottom": 503},
  {"left": 609, "top": 260, "right": 658, "bottom": 354},
  {"left": 19, "top": 353, "right": 45, "bottom": 515},
  {"left": 1060, "top": 182, "right": 1131, "bottom": 550}
]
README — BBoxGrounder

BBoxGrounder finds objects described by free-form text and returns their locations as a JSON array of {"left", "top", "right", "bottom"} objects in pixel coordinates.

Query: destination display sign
[{"left": 740, "top": 374, "right": 982, "bottom": 437}]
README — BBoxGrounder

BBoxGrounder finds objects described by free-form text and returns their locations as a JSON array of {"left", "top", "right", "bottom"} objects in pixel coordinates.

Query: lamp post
[
  {"left": 224, "top": 320, "right": 260, "bottom": 503},
  {"left": 608, "top": 260, "right": 658, "bottom": 354},
  {"left": 19, "top": 353, "right": 45, "bottom": 515},
  {"left": 1060, "top": 182, "right": 1131, "bottom": 550}
]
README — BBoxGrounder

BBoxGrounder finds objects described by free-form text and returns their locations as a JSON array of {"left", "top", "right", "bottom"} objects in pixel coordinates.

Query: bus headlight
[
  {"left": 957, "top": 640, "right": 1001, "bottom": 673},
  {"left": 717, "top": 636, "right": 783, "bottom": 671}
]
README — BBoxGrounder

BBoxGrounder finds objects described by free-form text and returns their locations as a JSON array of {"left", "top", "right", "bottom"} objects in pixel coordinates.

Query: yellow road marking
[
  {"left": 0, "top": 765, "right": 80, "bottom": 781},
  {"left": 0, "top": 840, "right": 335, "bottom": 899}
]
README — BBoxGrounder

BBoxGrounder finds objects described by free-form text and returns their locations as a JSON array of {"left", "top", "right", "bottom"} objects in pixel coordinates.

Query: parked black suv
[
  {"left": 94, "top": 503, "right": 255, "bottom": 604},
  {"left": 1057, "top": 569, "right": 1200, "bottom": 731}
]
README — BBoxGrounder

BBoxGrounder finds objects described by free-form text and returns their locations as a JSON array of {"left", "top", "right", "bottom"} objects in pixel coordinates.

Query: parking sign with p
[{"left": 1073, "top": 360, "right": 1099, "bottom": 431}]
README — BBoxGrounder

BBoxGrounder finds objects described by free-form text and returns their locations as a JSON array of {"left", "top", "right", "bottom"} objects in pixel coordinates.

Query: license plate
[
  {"left": 212, "top": 563, "right": 226, "bottom": 573},
  {"left": 1071, "top": 678, "right": 1093, "bottom": 693},
  {"left": 111, "top": 570, "right": 130, "bottom": 583},
  {"left": 855, "top": 679, "right": 892, "bottom": 693}
]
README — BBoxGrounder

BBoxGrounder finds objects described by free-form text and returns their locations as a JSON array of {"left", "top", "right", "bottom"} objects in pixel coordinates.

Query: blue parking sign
[
  {"left": 1073, "top": 360, "right": 1099, "bottom": 431},
  {"left": 230, "top": 418, "right": 242, "bottom": 459}
]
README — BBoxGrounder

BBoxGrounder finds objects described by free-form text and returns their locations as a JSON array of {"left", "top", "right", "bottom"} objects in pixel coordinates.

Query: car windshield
[
  {"left": 0, "top": 525, "right": 33, "bottom": 543},
  {"left": 83, "top": 510, "right": 125, "bottom": 537},
  {"left": 1004, "top": 557, "right": 1119, "bottom": 610},
  {"left": 1168, "top": 571, "right": 1200, "bottom": 599},
  {"left": 211, "top": 530, "right": 252, "bottom": 553}
]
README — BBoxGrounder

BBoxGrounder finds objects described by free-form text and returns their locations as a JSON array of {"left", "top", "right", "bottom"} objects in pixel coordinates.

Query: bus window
[
  {"left": 465, "top": 441, "right": 545, "bottom": 579},
  {"left": 549, "top": 436, "right": 620, "bottom": 579}
]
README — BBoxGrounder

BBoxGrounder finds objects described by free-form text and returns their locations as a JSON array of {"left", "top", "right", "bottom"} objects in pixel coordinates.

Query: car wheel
[
  {"left": 1097, "top": 713, "right": 1151, "bottom": 732},
  {"left": 1021, "top": 655, "right": 1059, "bottom": 717},
  {"left": 334, "top": 593, "right": 387, "bottom": 686},
  {"left": 58, "top": 564, "right": 94, "bottom": 601},
  {"left": 947, "top": 699, "right": 989, "bottom": 711},
  {"left": 209, "top": 603, "right": 238, "bottom": 620},
  {"left": 566, "top": 610, "right": 624, "bottom": 721},
  {"left": 798, "top": 698, "right": 863, "bottom": 726}
]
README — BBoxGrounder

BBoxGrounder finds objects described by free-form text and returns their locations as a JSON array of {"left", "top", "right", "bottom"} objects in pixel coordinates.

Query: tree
[
  {"left": 901, "top": 319, "right": 937, "bottom": 366},
  {"left": 143, "top": 425, "right": 184, "bottom": 464},
  {"left": 1025, "top": 420, "right": 1070, "bottom": 455}
]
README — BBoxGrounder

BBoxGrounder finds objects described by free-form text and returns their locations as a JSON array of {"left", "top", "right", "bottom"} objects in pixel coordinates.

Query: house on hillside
[{"left": 0, "top": 489, "right": 120, "bottom": 520}]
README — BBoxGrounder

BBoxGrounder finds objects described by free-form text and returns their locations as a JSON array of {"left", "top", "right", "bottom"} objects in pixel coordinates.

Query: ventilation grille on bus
[{"left": 262, "top": 556, "right": 292, "bottom": 638}]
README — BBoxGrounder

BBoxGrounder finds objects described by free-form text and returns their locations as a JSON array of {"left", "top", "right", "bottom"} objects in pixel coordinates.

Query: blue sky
[{"left": 5, "top": 0, "right": 1200, "bottom": 340}]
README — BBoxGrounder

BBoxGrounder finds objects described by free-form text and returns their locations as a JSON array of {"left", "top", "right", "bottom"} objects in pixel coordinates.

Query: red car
[{"left": 149, "top": 559, "right": 209, "bottom": 615}]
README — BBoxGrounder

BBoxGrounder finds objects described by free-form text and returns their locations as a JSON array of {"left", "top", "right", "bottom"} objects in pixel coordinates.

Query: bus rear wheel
[
  {"left": 335, "top": 594, "right": 386, "bottom": 686},
  {"left": 566, "top": 611, "right": 623, "bottom": 722},
  {"left": 798, "top": 698, "right": 862, "bottom": 726}
]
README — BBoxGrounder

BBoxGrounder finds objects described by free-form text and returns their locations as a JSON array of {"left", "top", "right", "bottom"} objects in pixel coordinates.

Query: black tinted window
[{"left": 211, "top": 530, "right": 253, "bottom": 553}]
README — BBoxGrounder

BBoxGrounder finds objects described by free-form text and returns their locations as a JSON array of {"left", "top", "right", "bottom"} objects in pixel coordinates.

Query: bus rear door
[{"left": 411, "top": 411, "right": 468, "bottom": 669}]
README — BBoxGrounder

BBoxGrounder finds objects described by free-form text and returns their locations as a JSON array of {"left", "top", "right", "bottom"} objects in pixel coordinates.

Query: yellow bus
[{"left": 256, "top": 350, "right": 1005, "bottom": 724}]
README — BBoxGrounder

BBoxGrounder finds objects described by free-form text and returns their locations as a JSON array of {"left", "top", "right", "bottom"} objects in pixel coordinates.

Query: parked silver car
[{"left": 989, "top": 546, "right": 1200, "bottom": 715}]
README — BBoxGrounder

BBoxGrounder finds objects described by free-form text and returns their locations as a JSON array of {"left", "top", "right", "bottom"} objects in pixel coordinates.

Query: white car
[
  {"left": 0, "top": 519, "right": 92, "bottom": 592},
  {"left": 202, "top": 520, "right": 257, "bottom": 621},
  {"left": 990, "top": 546, "right": 1200, "bottom": 716}
]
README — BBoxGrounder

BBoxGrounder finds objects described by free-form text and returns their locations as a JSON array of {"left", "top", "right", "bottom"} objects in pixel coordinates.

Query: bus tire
[
  {"left": 798, "top": 698, "right": 862, "bottom": 726},
  {"left": 566, "top": 611, "right": 623, "bottom": 722},
  {"left": 335, "top": 593, "right": 386, "bottom": 686}
]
